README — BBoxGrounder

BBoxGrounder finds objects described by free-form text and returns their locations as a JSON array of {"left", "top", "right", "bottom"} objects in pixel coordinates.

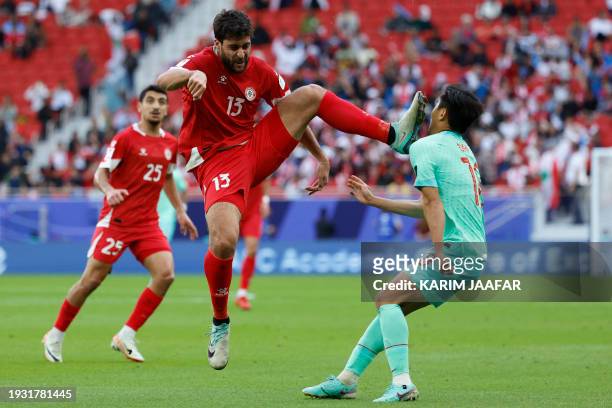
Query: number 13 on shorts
[{"left": 212, "top": 173, "right": 230, "bottom": 191}]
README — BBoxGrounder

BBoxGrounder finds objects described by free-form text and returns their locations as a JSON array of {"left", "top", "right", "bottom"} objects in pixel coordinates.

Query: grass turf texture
[{"left": 1, "top": 275, "right": 610, "bottom": 407}]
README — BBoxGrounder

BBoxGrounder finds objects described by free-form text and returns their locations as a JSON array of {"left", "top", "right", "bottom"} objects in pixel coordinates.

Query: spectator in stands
[
  {"left": 385, "top": 3, "right": 413, "bottom": 32},
  {"left": 251, "top": 0, "right": 269, "bottom": 9},
  {"left": 269, "top": 0, "right": 293, "bottom": 10},
  {"left": 501, "top": 0, "right": 518, "bottom": 18},
  {"left": 568, "top": 16, "right": 588, "bottom": 52},
  {"left": 0, "top": 119, "right": 8, "bottom": 156},
  {"left": 2, "top": 14, "right": 25, "bottom": 54},
  {"left": 132, "top": 0, "right": 169, "bottom": 48},
  {"left": 588, "top": 10, "right": 611, "bottom": 40},
  {"left": 0, "top": 96, "right": 17, "bottom": 134},
  {"left": 303, "top": 0, "right": 328, "bottom": 11},
  {"left": 252, "top": 16, "right": 271, "bottom": 45},
  {"left": 37, "top": 97, "right": 52, "bottom": 140},
  {"left": 536, "top": 0, "right": 556, "bottom": 20},
  {"left": 0, "top": 0, "right": 16, "bottom": 16},
  {"left": 272, "top": 34, "right": 306, "bottom": 77},
  {"left": 315, "top": 208, "right": 335, "bottom": 239},
  {"left": 335, "top": 0, "right": 360, "bottom": 38},
  {"left": 414, "top": 4, "right": 433, "bottom": 32},
  {"left": 50, "top": 81, "right": 74, "bottom": 127},
  {"left": 300, "top": 9, "right": 320, "bottom": 35},
  {"left": 60, "top": 0, "right": 92, "bottom": 27},
  {"left": 24, "top": 80, "right": 49, "bottom": 113},
  {"left": 476, "top": 0, "right": 502, "bottom": 21},
  {"left": 74, "top": 48, "right": 95, "bottom": 116},
  {"left": 7, "top": 165, "right": 31, "bottom": 189},
  {"left": 564, "top": 141, "right": 589, "bottom": 224},
  {"left": 123, "top": 49, "right": 139, "bottom": 94},
  {"left": 16, "top": 18, "right": 45, "bottom": 59}
]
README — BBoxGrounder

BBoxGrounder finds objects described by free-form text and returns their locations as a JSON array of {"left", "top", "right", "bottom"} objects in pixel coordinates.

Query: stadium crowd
[
  {"left": 0, "top": 0, "right": 185, "bottom": 192},
  {"left": 1, "top": 1, "right": 611, "bottom": 222}
]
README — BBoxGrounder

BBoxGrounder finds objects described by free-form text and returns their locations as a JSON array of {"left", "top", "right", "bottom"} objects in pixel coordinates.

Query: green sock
[
  {"left": 343, "top": 315, "right": 384, "bottom": 376},
  {"left": 378, "top": 304, "right": 409, "bottom": 376}
]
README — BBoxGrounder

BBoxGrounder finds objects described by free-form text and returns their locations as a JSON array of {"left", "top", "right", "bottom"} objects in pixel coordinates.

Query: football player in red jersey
[
  {"left": 42, "top": 85, "right": 198, "bottom": 364},
  {"left": 234, "top": 181, "right": 270, "bottom": 311},
  {"left": 156, "top": 10, "right": 426, "bottom": 370}
]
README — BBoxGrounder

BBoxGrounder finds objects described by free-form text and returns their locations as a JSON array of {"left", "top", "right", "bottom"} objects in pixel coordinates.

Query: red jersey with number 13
[
  {"left": 176, "top": 47, "right": 290, "bottom": 171},
  {"left": 97, "top": 124, "right": 178, "bottom": 230}
]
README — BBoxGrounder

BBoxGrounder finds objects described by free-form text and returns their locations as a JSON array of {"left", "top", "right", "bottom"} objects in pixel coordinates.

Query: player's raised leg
[
  {"left": 111, "top": 251, "right": 174, "bottom": 363},
  {"left": 204, "top": 201, "right": 241, "bottom": 369},
  {"left": 276, "top": 84, "right": 427, "bottom": 153},
  {"left": 43, "top": 258, "right": 112, "bottom": 363}
]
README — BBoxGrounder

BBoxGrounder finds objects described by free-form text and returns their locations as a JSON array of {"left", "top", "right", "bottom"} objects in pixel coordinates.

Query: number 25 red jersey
[
  {"left": 176, "top": 47, "right": 290, "bottom": 171},
  {"left": 97, "top": 123, "right": 178, "bottom": 230}
]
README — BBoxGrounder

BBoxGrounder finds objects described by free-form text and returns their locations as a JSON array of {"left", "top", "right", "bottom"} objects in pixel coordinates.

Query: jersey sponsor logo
[
  {"left": 164, "top": 148, "right": 172, "bottom": 161},
  {"left": 244, "top": 87, "right": 256, "bottom": 101},
  {"left": 139, "top": 148, "right": 148, "bottom": 156},
  {"left": 218, "top": 75, "right": 227, "bottom": 85}
]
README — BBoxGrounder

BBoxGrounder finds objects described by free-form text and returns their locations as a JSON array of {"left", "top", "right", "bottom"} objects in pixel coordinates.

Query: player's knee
[
  {"left": 210, "top": 236, "right": 237, "bottom": 259},
  {"left": 301, "top": 84, "right": 325, "bottom": 105},
  {"left": 156, "top": 267, "right": 175, "bottom": 286}
]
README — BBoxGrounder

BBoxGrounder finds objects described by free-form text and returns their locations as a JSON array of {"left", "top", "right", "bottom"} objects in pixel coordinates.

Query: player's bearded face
[{"left": 218, "top": 38, "right": 251, "bottom": 73}]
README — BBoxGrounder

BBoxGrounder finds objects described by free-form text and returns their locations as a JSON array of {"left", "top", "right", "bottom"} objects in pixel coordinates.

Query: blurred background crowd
[{"left": 0, "top": 0, "right": 610, "bottom": 224}]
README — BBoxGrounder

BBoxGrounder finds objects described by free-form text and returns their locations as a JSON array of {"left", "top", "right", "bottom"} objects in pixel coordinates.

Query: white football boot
[
  {"left": 111, "top": 330, "right": 144, "bottom": 363},
  {"left": 42, "top": 328, "right": 64, "bottom": 363},
  {"left": 207, "top": 322, "right": 230, "bottom": 370}
]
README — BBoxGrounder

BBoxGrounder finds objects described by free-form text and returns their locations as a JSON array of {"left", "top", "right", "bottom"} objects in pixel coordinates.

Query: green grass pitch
[{"left": 1, "top": 275, "right": 611, "bottom": 407}]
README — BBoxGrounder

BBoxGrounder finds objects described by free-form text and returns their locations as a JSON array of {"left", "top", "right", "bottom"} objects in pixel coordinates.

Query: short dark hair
[
  {"left": 213, "top": 9, "right": 253, "bottom": 42},
  {"left": 438, "top": 84, "right": 484, "bottom": 134},
  {"left": 139, "top": 85, "right": 167, "bottom": 102}
]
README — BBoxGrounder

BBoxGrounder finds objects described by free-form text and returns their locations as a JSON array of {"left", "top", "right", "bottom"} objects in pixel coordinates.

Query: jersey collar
[{"left": 132, "top": 123, "right": 165, "bottom": 137}]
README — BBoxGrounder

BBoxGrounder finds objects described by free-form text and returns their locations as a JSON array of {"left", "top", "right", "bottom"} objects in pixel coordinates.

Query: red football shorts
[
  {"left": 192, "top": 107, "right": 297, "bottom": 214},
  {"left": 87, "top": 225, "right": 171, "bottom": 264}
]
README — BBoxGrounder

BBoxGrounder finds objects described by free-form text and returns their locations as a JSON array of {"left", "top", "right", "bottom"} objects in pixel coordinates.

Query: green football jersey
[{"left": 408, "top": 130, "right": 486, "bottom": 243}]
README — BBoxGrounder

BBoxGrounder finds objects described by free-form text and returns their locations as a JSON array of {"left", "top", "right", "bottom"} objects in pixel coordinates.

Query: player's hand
[
  {"left": 347, "top": 175, "right": 374, "bottom": 205},
  {"left": 187, "top": 70, "right": 207, "bottom": 100},
  {"left": 177, "top": 211, "right": 198, "bottom": 240},
  {"left": 106, "top": 188, "right": 129, "bottom": 206},
  {"left": 305, "top": 158, "right": 330, "bottom": 195}
]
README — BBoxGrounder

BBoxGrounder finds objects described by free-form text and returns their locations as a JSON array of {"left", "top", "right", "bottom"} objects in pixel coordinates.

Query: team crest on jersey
[
  {"left": 245, "top": 87, "right": 256, "bottom": 101},
  {"left": 139, "top": 148, "right": 148, "bottom": 156},
  {"left": 164, "top": 148, "right": 172, "bottom": 161},
  {"left": 218, "top": 75, "right": 227, "bottom": 85},
  {"left": 457, "top": 143, "right": 469, "bottom": 152}
]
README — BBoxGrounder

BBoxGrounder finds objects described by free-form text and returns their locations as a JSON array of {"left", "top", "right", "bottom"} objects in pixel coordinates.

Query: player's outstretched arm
[
  {"left": 162, "top": 174, "right": 198, "bottom": 240},
  {"left": 346, "top": 175, "right": 424, "bottom": 218},
  {"left": 156, "top": 67, "right": 207, "bottom": 99},
  {"left": 94, "top": 167, "right": 128, "bottom": 206}
]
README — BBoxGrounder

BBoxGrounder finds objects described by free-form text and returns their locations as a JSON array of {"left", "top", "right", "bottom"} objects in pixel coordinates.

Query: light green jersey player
[
  {"left": 158, "top": 169, "right": 188, "bottom": 240},
  {"left": 409, "top": 130, "right": 485, "bottom": 243},
  {"left": 303, "top": 85, "right": 485, "bottom": 403}
]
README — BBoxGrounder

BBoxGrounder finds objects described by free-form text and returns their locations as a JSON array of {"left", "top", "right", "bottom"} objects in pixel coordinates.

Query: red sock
[
  {"left": 125, "top": 287, "right": 163, "bottom": 331},
  {"left": 239, "top": 255, "right": 256, "bottom": 291},
  {"left": 204, "top": 249, "right": 233, "bottom": 320},
  {"left": 317, "top": 91, "right": 390, "bottom": 143},
  {"left": 53, "top": 299, "right": 81, "bottom": 332}
]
